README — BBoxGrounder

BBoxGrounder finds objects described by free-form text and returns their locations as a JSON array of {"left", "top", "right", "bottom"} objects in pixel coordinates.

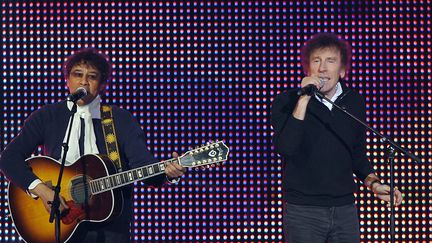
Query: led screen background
[{"left": 1, "top": 1, "right": 431, "bottom": 242}]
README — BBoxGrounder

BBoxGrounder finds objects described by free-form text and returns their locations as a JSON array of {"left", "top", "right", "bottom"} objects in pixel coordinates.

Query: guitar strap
[{"left": 100, "top": 105, "right": 123, "bottom": 172}]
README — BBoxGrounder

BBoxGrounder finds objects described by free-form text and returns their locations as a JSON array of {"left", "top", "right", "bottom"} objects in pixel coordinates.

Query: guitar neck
[{"left": 89, "top": 158, "right": 176, "bottom": 195}]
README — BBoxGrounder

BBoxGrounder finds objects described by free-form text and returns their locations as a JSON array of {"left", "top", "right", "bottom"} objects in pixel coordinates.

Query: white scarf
[{"left": 61, "top": 96, "right": 101, "bottom": 165}]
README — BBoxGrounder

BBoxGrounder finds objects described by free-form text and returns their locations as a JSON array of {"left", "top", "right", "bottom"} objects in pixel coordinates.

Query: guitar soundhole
[{"left": 70, "top": 175, "right": 91, "bottom": 204}]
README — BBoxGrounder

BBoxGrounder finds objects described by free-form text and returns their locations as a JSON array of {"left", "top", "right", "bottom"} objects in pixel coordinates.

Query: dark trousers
[
  {"left": 81, "top": 230, "right": 130, "bottom": 243},
  {"left": 283, "top": 202, "right": 360, "bottom": 243},
  {"left": 68, "top": 225, "right": 130, "bottom": 243}
]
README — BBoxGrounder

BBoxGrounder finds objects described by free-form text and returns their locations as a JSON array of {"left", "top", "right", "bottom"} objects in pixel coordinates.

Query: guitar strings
[{"left": 64, "top": 158, "right": 179, "bottom": 198}]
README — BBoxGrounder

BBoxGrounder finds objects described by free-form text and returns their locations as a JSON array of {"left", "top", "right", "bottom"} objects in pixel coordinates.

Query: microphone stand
[
  {"left": 49, "top": 100, "right": 78, "bottom": 243},
  {"left": 313, "top": 91, "right": 420, "bottom": 243}
]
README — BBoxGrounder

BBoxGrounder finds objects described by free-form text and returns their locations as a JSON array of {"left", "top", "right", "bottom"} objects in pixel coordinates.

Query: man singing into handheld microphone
[
  {"left": 0, "top": 48, "right": 186, "bottom": 242},
  {"left": 271, "top": 33, "right": 403, "bottom": 242}
]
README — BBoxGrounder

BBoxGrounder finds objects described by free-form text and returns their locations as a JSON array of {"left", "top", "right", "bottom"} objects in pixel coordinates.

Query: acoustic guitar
[{"left": 8, "top": 141, "right": 229, "bottom": 243}]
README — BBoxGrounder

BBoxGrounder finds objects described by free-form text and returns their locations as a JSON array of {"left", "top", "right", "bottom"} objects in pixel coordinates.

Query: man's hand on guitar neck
[
  {"left": 165, "top": 152, "right": 187, "bottom": 182},
  {"left": 29, "top": 183, "right": 70, "bottom": 214}
]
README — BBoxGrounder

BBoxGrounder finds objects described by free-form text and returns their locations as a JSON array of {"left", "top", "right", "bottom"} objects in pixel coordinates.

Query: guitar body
[
  {"left": 8, "top": 154, "right": 123, "bottom": 243},
  {"left": 7, "top": 141, "right": 230, "bottom": 242}
]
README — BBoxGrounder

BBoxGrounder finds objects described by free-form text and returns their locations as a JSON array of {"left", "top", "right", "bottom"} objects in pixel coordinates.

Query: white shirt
[
  {"left": 315, "top": 82, "right": 342, "bottom": 110},
  {"left": 28, "top": 96, "right": 101, "bottom": 195}
]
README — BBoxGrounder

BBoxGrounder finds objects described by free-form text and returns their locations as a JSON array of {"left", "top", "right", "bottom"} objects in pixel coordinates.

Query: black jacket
[
  {"left": 271, "top": 82, "right": 374, "bottom": 206},
  {"left": 0, "top": 101, "right": 165, "bottom": 234}
]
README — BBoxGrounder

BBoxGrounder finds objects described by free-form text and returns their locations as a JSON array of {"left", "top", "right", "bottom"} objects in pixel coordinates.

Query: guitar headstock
[{"left": 179, "top": 141, "right": 229, "bottom": 168}]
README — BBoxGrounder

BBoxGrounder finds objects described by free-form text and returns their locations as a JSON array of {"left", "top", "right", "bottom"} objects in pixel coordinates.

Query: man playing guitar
[{"left": 0, "top": 48, "right": 186, "bottom": 242}]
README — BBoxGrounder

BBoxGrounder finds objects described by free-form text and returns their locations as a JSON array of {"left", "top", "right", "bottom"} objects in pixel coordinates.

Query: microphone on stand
[{"left": 67, "top": 87, "right": 88, "bottom": 102}]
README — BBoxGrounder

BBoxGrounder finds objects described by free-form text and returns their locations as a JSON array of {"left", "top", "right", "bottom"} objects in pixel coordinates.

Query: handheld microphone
[
  {"left": 297, "top": 78, "right": 325, "bottom": 96},
  {"left": 297, "top": 84, "right": 318, "bottom": 96},
  {"left": 67, "top": 87, "right": 88, "bottom": 102}
]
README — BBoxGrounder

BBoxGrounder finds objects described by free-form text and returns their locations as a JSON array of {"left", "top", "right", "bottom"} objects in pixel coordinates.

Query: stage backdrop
[{"left": 1, "top": 1, "right": 430, "bottom": 242}]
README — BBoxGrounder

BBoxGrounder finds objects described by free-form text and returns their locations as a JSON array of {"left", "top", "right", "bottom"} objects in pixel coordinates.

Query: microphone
[
  {"left": 297, "top": 84, "right": 318, "bottom": 96},
  {"left": 297, "top": 78, "right": 325, "bottom": 96},
  {"left": 67, "top": 87, "right": 88, "bottom": 102}
]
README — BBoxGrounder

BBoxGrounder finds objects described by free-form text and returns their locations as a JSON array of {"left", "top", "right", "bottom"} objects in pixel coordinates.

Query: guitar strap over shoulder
[{"left": 100, "top": 105, "right": 123, "bottom": 172}]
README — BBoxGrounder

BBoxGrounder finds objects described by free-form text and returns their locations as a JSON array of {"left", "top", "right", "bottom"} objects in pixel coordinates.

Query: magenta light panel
[{"left": 1, "top": 1, "right": 431, "bottom": 242}]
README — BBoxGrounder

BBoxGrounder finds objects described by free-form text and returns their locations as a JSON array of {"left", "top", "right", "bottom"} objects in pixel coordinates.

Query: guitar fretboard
[{"left": 89, "top": 158, "right": 177, "bottom": 194}]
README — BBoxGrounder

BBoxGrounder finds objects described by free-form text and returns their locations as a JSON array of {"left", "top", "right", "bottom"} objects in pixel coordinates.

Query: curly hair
[{"left": 63, "top": 48, "right": 112, "bottom": 83}]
